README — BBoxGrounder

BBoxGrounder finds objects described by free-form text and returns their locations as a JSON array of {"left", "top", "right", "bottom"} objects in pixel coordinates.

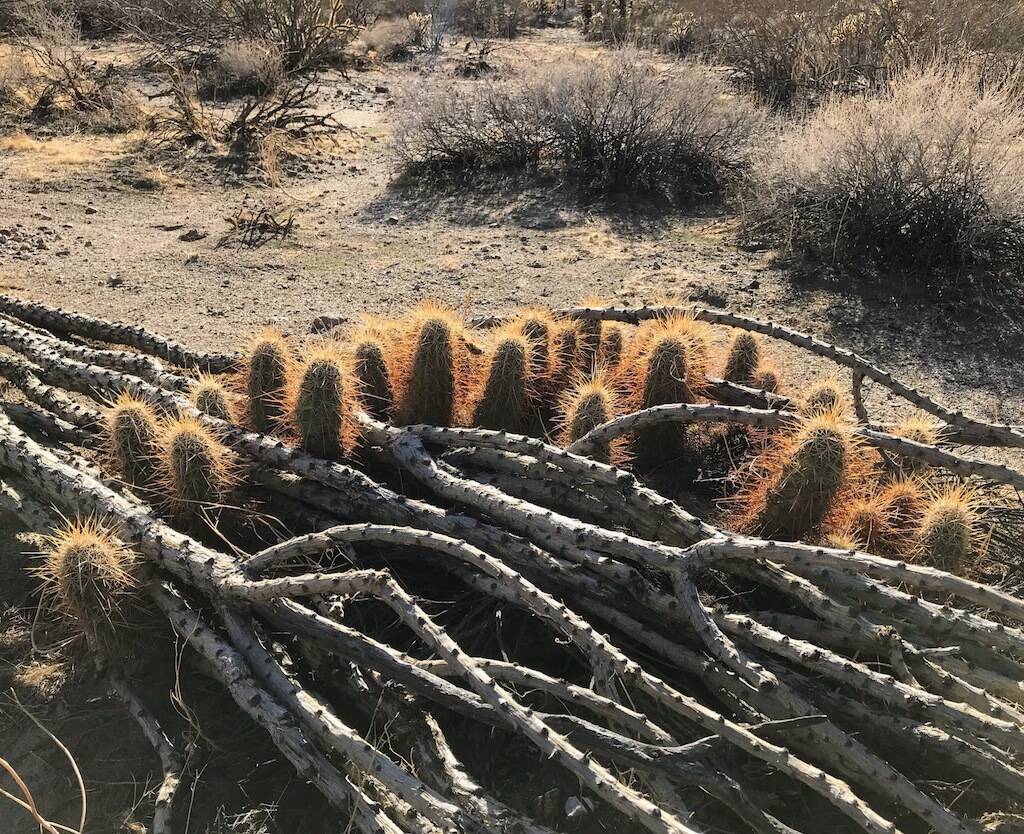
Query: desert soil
[{"left": 0, "top": 26, "right": 1021, "bottom": 834}]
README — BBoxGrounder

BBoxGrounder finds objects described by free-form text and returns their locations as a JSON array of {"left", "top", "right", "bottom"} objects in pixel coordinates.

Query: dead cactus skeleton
[{"left": 0, "top": 295, "right": 1022, "bottom": 834}]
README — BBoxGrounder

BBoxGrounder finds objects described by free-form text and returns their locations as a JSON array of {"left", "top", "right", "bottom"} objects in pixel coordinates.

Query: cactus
[
  {"left": 625, "top": 314, "right": 709, "bottom": 463},
  {"left": 519, "top": 312, "right": 554, "bottom": 379},
  {"left": 191, "top": 374, "right": 236, "bottom": 422},
  {"left": 550, "top": 324, "right": 580, "bottom": 390},
  {"left": 289, "top": 347, "right": 355, "bottom": 460},
  {"left": 353, "top": 338, "right": 394, "bottom": 421},
  {"left": 917, "top": 485, "right": 980, "bottom": 572},
  {"left": 892, "top": 416, "right": 943, "bottom": 475},
  {"left": 750, "top": 362, "right": 782, "bottom": 394},
  {"left": 599, "top": 323, "right": 626, "bottom": 371},
  {"left": 799, "top": 377, "right": 848, "bottom": 416},
  {"left": 722, "top": 332, "right": 761, "bottom": 384},
  {"left": 159, "top": 415, "right": 233, "bottom": 514},
  {"left": 473, "top": 331, "right": 532, "bottom": 432},
  {"left": 878, "top": 477, "right": 926, "bottom": 535},
  {"left": 397, "top": 313, "right": 462, "bottom": 428},
  {"left": 837, "top": 494, "right": 896, "bottom": 554},
  {"left": 106, "top": 391, "right": 161, "bottom": 487},
  {"left": 37, "top": 518, "right": 142, "bottom": 655},
  {"left": 737, "top": 407, "right": 869, "bottom": 541},
  {"left": 559, "top": 374, "right": 617, "bottom": 463},
  {"left": 576, "top": 318, "right": 602, "bottom": 374},
  {"left": 245, "top": 330, "right": 290, "bottom": 433}
]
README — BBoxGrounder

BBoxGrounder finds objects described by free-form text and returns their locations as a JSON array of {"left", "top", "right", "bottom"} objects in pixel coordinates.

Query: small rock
[
  {"left": 384, "top": 216, "right": 400, "bottom": 226},
  {"left": 85, "top": 206, "right": 98, "bottom": 215},
  {"left": 107, "top": 275, "right": 124, "bottom": 288},
  {"left": 185, "top": 254, "right": 200, "bottom": 265},
  {"left": 179, "top": 228, "right": 207, "bottom": 242},
  {"left": 564, "top": 796, "right": 594, "bottom": 819}
]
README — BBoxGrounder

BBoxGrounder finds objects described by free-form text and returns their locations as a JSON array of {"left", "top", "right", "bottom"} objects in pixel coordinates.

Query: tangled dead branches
[{"left": 0, "top": 292, "right": 1021, "bottom": 834}]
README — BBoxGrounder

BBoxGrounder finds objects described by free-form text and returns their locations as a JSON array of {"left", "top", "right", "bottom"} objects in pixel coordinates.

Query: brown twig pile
[{"left": 0, "top": 292, "right": 1022, "bottom": 834}]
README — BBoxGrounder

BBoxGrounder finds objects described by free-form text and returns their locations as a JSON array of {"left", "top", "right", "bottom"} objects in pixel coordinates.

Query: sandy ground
[{"left": 0, "top": 27, "right": 1022, "bottom": 833}]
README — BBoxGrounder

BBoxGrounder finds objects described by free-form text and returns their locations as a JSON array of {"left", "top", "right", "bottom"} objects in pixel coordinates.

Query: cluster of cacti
[
  {"left": 106, "top": 392, "right": 234, "bottom": 516},
  {"left": 6, "top": 293, "right": 1021, "bottom": 834}
]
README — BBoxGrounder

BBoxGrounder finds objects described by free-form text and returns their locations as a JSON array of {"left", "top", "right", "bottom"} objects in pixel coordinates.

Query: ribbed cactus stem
[
  {"left": 474, "top": 335, "right": 531, "bottom": 432},
  {"left": 107, "top": 392, "right": 160, "bottom": 487},
  {"left": 918, "top": 487, "right": 978, "bottom": 572},
  {"left": 520, "top": 316, "right": 552, "bottom": 378},
  {"left": 402, "top": 318, "right": 457, "bottom": 426},
  {"left": 160, "top": 416, "right": 232, "bottom": 515},
  {"left": 576, "top": 318, "right": 601, "bottom": 374},
  {"left": 191, "top": 374, "right": 235, "bottom": 422},
  {"left": 293, "top": 351, "right": 348, "bottom": 459},
  {"left": 354, "top": 340, "right": 393, "bottom": 421},
  {"left": 246, "top": 332, "right": 289, "bottom": 433},
  {"left": 37, "top": 519, "right": 142, "bottom": 655},
  {"left": 599, "top": 324, "right": 625, "bottom": 370},
  {"left": 562, "top": 379, "right": 615, "bottom": 463},
  {"left": 799, "top": 378, "right": 846, "bottom": 416},
  {"left": 723, "top": 332, "right": 760, "bottom": 384},
  {"left": 747, "top": 411, "right": 860, "bottom": 541}
]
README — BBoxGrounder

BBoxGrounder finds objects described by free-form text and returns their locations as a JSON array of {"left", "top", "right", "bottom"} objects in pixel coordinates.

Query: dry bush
[
  {"left": 216, "top": 0, "right": 358, "bottom": 71},
  {"left": 394, "top": 49, "right": 766, "bottom": 201},
  {"left": 588, "top": 0, "right": 1024, "bottom": 108},
  {"left": 742, "top": 65, "right": 1024, "bottom": 284},
  {"left": 357, "top": 16, "right": 423, "bottom": 59},
  {"left": 200, "top": 39, "right": 285, "bottom": 98},
  {"left": 154, "top": 69, "right": 339, "bottom": 183},
  {"left": 1, "top": 7, "right": 144, "bottom": 133}
]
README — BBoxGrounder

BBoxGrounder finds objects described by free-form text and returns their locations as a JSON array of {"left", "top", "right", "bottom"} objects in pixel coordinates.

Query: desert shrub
[
  {"left": 216, "top": 0, "right": 358, "bottom": 70},
  {"left": 201, "top": 40, "right": 285, "bottom": 98},
  {"left": 742, "top": 65, "right": 1024, "bottom": 284},
  {"left": 2, "top": 7, "right": 144, "bottom": 133},
  {"left": 358, "top": 16, "right": 422, "bottom": 59},
  {"left": 155, "top": 69, "right": 338, "bottom": 183},
  {"left": 583, "top": 0, "right": 1024, "bottom": 107},
  {"left": 455, "top": 0, "right": 526, "bottom": 37},
  {"left": 394, "top": 50, "right": 765, "bottom": 202}
]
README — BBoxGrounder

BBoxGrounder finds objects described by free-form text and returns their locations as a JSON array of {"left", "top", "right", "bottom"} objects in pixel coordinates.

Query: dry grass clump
[
  {"left": 743, "top": 65, "right": 1024, "bottom": 284},
  {"left": 36, "top": 518, "right": 144, "bottom": 656},
  {"left": 394, "top": 50, "right": 766, "bottom": 202}
]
